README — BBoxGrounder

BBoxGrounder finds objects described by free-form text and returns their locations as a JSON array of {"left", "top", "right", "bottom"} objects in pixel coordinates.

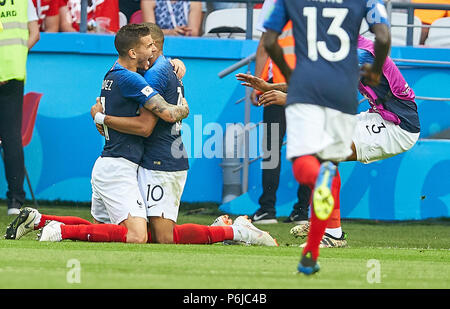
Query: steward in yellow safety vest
[
  {"left": 0, "top": 0, "right": 29, "bottom": 82},
  {"left": 0, "top": 0, "right": 30, "bottom": 215}
]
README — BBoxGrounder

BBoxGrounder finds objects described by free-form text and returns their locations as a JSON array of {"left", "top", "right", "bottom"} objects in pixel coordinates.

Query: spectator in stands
[
  {"left": 119, "top": 0, "right": 141, "bottom": 23},
  {"left": 59, "top": 0, "right": 120, "bottom": 33},
  {"left": 58, "top": 0, "right": 77, "bottom": 32},
  {"left": 33, "top": 0, "right": 60, "bottom": 32},
  {"left": 141, "top": 0, "right": 203, "bottom": 36},
  {"left": 411, "top": 0, "right": 450, "bottom": 44},
  {"left": 0, "top": 0, "right": 40, "bottom": 215},
  {"left": 28, "top": 1, "right": 41, "bottom": 48}
]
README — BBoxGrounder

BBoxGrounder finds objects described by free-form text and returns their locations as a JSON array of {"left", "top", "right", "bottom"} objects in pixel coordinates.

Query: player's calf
[{"left": 122, "top": 215, "right": 148, "bottom": 244}]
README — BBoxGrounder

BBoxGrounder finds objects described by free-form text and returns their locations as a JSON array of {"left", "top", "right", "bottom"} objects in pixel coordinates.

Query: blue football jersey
[
  {"left": 264, "top": 0, "right": 389, "bottom": 115},
  {"left": 100, "top": 61, "right": 158, "bottom": 164},
  {"left": 140, "top": 55, "right": 190, "bottom": 171}
]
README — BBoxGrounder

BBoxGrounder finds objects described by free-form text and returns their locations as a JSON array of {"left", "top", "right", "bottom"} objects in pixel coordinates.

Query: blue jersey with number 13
[{"left": 264, "top": 0, "right": 389, "bottom": 115}]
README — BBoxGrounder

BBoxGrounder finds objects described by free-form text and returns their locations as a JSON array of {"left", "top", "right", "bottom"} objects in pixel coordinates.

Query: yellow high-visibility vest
[{"left": 0, "top": 0, "right": 29, "bottom": 81}]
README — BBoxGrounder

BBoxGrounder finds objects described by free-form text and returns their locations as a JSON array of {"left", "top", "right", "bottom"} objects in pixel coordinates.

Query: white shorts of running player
[
  {"left": 285, "top": 103, "right": 357, "bottom": 162},
  {"left": 353, "top": 111, "right": 420, "bottom": 163},
  {"left": 90, "top": 157, "right": 147, "bottom": 225},
  {"left": 138, "top": 167, "right": 188, "bottom": 223}
]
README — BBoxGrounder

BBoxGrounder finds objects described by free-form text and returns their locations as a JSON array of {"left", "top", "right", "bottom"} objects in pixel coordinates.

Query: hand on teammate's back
[{"left": 170, "top": 59, "right": 186, "bottom": 79}]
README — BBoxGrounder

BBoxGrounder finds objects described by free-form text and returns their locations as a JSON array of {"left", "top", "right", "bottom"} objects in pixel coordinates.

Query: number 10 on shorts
[{"left": 146, "top": 184, "right": 164, "bottom": 202}]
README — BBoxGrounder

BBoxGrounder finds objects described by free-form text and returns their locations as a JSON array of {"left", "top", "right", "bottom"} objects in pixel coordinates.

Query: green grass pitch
[{"left": 0, "top": 203, "right": 448, "bottom": 289}]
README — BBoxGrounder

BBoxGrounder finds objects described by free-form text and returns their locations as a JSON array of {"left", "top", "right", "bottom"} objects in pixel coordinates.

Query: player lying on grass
[
  {"left": 237, "top": 35, "right": 420, "bottom": 248},
  {"left": 5, "top": 23, "right": 278, "bottom": 247},
  {"left": 5, "top": 207, "right": 277, "bottom": 247}
]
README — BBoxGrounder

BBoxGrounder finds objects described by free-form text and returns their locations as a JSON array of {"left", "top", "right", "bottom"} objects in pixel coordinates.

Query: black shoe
[
  {"left": 5, "top": 207, "right": 38, "bottom": 240},
  {"left": 320, "top": 231, "right": 348, "bottom": 248},
  {"left": 251, "top": 209, "right": 278, "bottom": 224},
  {"left": 283, "top": 207, "right": 309, "bottom": 224}
]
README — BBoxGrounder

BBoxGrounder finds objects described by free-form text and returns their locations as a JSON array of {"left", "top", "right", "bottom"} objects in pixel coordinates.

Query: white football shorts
[
  {"left": 353, "top": 111, "right": 420, "bottom": 163},
  {"left": 138, "top": 167, "right": 188, "bottom": 223},
  {"left": 90, "top": 156, "right": 147, "bottom": 225},
  {"left": 285, "top": 103, "right": 357, "bottom": 162}
]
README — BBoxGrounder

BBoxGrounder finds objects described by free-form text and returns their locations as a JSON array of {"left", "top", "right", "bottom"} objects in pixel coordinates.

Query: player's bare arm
[
  {"left": 361, "top": 23, "right": 391, "bottom": 87},
  {"left": 144, "top": 93, "right": 189, "bottom": 123},
  {"left": 236, "top": 73, "right": 271, "bottom": 93},
  {"left": 249, "top": 32, "right": 270, "bottom": 105},
  {"left": 236, "top": 73, "right": 288, "bottom": 94},
  {"left": 91, "top": 99, "right": 158, "bottom": 138},
  {"left": 264, "top": 29, "right": 292, "bottom": 83}
]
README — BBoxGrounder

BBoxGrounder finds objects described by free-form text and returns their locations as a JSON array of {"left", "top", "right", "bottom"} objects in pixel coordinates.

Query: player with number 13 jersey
[
  {"left": 262, "top": 0, "right": 391, "bottom": 274},
  {"left": 264, "top": 0, "right": 390, "bottom": 115}
]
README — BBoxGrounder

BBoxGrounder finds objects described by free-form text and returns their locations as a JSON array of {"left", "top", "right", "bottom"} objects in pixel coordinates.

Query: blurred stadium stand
[
  {"left": 203, "top": 8, "right": 262, "bottom": 39},
  {"left": 425, "top": 17, "right": 450, "bottom": 47}
]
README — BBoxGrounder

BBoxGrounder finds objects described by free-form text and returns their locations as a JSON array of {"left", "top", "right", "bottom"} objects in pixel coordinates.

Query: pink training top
[{"left": 357, "top": 35, "right": 416, "bottom": 125}]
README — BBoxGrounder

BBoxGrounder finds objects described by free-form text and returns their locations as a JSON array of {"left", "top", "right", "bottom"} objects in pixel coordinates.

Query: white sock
[{"left": 325, "top": 227, "right": 342, "bottom": 239}]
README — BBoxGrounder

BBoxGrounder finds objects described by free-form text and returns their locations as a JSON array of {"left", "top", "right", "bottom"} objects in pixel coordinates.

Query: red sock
[
  {"left": 61, "top": 224, "right": 127, "bottom": 242},
  {"left": 303, "top": 174, "right": 340, "bottom": 260},
  {"left": 173, "top": 224, "right": 234, "bottom": 244},
  {"left": 327, "top": 170, "right": 341, "bottom": 229},
  {"left": 292, "top": 155, "right": 321, "bottom": 189},
  {"left": 36, "top": 215, "right": 92, "bottom": 230}
]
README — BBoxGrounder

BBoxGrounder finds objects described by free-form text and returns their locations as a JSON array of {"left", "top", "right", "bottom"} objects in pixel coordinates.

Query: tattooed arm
[
  {"left": 143, "top": 93, "right": 189, "bottom": 123},
  {"left": 91, "top": 99, "right": 158, "bottom": 138}
]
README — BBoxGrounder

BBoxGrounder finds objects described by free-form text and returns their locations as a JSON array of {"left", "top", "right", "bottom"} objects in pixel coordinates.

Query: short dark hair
[
  {"left": 114, "top": 24, "right": 151, "bottom": 57},
  {"left": 143, "top": 22, "right": 164, "bottom": 51}
]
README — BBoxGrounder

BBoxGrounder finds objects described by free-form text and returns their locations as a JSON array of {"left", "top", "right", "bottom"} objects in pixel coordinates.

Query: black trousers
[
  {"left": 258, "top": 103, "right": 311, "bottom": 213},
  {"left": 0, "top": 79, "right": 26, "bottom": 206}
]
